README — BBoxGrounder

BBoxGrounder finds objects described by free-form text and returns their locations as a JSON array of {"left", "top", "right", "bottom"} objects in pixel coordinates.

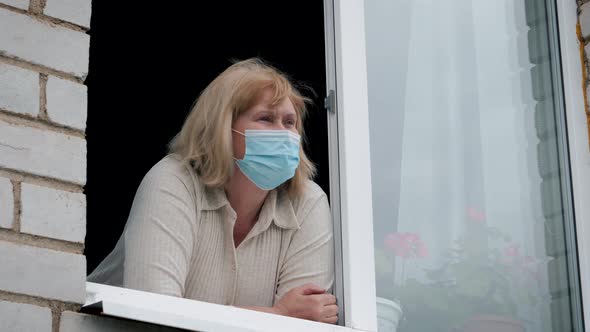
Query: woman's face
[{"left": 232, "top": 88, "right": 299, "bottom": 159}]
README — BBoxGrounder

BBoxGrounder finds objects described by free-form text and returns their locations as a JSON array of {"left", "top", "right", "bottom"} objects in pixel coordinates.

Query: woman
[{"left": 88, "top": 58, "right": 337, "bottom": 323}]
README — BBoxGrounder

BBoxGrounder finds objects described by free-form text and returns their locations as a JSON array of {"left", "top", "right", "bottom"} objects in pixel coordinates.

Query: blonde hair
[{"left": 168, "top": 58, "right": 316, "bottom": 197}]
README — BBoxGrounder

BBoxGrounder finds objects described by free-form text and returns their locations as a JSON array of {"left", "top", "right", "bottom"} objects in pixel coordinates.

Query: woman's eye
[
  {"left": 285, "top": 120, "right": 296, "bottom": 127},
  {"left": 259, "top": 116, "right": 272, "bottom": 122}
]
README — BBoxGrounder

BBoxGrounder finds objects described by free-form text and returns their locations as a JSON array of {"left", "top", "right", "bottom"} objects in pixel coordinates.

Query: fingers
[
  {"left": 300, "top": 283, "right": 326, "bottom": 295},
  {"left": 324, "top": 304, "right": 338, "bottom": 317},
  {"left": 324, "top": 315, "right": 338, "bottom": 324},
  {"left": 322, "top": 305, "right": 339, "bottom": 324},
  {"left": 280, "top": 285, "right": 339, "bottom": 324},
  {"left": 318, "top": 294, "right": 336, "bottom": 305},
  {"left": 310, "top": 296, "right": 338, "bottom": 324}
]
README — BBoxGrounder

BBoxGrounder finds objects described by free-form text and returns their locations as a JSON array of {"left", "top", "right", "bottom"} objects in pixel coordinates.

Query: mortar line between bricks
[
  {"left": 0, "top": 168, "right": 84, "bottom": 193},
  {"left": 0, "top": 109, "right": 85, "bottom": 138},
  {"left": 0, "top": 3, "right": 88, "bottom": 33},
  {"left": 51, "top": 302, "right": 80, "bottom": 332},
  {"left": 0, "top": 229, "right": 84, "bottom": 254},
  {"left": 28, "top": 0, "right": 45, "bottom": 14},
  {"left": 39, "top": 74, "right": 49, "bottom": 121},
  {"left": 0, "top": 290, "right": 81, "bottom": 314},
  {"left": 11, "top": 180, "right": 21, "bottom": 232},
  {"left": 51, "top": 305, "right": 60, "bottom": 332},
  {"left": 51, "top": 306, "right": 61, "bottom": 332},
  {"left": 0, "top": 55, "right": 86, "bottom": 84}
]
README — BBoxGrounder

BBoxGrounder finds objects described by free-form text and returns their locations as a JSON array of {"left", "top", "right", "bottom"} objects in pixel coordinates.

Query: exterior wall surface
[
  {"left": 0, "top": 1, "right": 181, "bottom": 330},
  {"left": 579, "top": 0, "right": 590, "bottom": 147}
]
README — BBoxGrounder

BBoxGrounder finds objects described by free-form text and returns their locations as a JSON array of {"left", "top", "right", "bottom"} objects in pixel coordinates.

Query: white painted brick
[
  {"left": 0, "top": 241, "right": 85, "bottom": 303},
  {"left": 46, "top": 76, "right": 87, "bottom": 130},
  {"left": 0, "top": 63, "right": 39, "bottom": 116},
  {"left": 0, "top": 0, "right": 28, "bottom": 10},
  {"left": 0, "top": 300, "right": 52, "bottom": 332},
  {"left": 0, "top": 177, "right": 13, "bottom": 229},
  {"left": 60, "top": 312, "right": 183, "bottom": 332},
  {"left": 44, "top": 0, "right": 92, "bottom": 28},
  {"left": 21, "top": 183, "right": 85, "bottom": 242},
  {"left": 587, "top": 40, "right": 590, "bottom": 107},
  {"left": 0, "top": 10, "right": 90, "bottom": 79},
  {"left": 0, "top": 120, "right": 86, "bottom": 185},
  {"left": 582, "top": 2, "right": 590, "bottom": 40}
]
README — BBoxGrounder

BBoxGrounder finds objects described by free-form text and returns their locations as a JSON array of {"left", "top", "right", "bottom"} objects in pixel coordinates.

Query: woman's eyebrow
[
  {"left": 276, "top": 107, "right": 296, "bottom": 115},
  {"left": 252, "top": 109, "right": 274, "bottom": 115}
]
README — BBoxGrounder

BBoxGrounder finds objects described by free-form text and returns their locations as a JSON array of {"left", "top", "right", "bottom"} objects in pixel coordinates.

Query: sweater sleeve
[
  {"left": 274, "top": 194, "right": 334, "bottom": 303},
  {"left": 123, "top": 162, "right": 196, "bottom": 297}
]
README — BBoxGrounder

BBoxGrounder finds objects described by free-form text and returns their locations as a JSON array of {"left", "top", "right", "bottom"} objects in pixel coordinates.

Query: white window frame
[
  {"left": 84, "top": 282, "right": 355, "bottom": 332},
  {"left": 326, "top": 0, "right": 590, "bottom": 330},
  {"left": 83, "top": 0, "right": 590, "bottom": 330},
  {"left": 324, "top": 0, "right": 377, "bottom": 331},
  {"left": 556, "top": 0, "right": 590, "bottom": 325}
]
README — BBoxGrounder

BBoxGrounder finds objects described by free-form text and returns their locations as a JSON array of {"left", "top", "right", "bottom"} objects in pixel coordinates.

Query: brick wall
[
  {"left": 579, "top": 0, "right": 590, "bottom": 148},
  {"left": 0, "top": 1, "right": 181, "bottom": 330},
  {"left": 0, "top": 0, "right": 90, "bottom": 330}
]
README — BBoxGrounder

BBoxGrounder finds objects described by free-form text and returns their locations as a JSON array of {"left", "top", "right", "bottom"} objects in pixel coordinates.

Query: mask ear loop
[
  {"left": 232, "top": 128, "right": 245, "bottom": 136},
  {"left": 232, "top": 129, "right": 246, "bottom": 161}
]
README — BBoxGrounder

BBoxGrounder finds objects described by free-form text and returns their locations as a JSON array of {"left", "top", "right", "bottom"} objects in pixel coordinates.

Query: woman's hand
[{"left": 273, "top": 283, "right": 338, "bottom": 324}]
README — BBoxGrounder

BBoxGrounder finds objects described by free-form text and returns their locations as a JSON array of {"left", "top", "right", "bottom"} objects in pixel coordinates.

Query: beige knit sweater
[{"left": 88, "top": 155, "right": 334, "bottom": 307}]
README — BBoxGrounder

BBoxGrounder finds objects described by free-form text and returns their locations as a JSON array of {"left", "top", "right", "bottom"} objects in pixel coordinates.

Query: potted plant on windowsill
[
  {"left": 418, "top": 236, "right": 540, "bottom": 332},
  {"left": 374, "top": 232, "right": 429, "bottom": 331},
  {"left": 375, "top": 214, "right": 543, "bottom": 332}
]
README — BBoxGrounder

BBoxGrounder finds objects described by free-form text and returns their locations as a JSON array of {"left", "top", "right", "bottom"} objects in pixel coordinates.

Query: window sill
[{"left": 84, "top": 282, "right": 360, "bottom": 332}]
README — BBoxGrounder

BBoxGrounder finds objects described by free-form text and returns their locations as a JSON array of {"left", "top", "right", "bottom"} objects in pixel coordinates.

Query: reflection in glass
[{"left": 364, "top": 0, "right": 579, "bottom": 331}]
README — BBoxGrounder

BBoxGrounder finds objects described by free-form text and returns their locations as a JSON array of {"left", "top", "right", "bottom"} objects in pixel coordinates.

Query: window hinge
[{"left": 324, "top": 90, "right": 336, "bottom": 114}]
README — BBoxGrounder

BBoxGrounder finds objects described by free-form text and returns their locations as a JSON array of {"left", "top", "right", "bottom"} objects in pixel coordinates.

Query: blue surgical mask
[{"left": 232, "top": 129, "right": 301, "bottom": 190}]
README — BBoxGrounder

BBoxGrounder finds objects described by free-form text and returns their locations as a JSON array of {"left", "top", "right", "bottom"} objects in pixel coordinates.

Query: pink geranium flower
[
  {"left": 384, "top": 232, "right": 428, "bottom": 258},
  {"left": 466, "top": 206, "right": 486, "bottom": 224},
  {"left": 504, "top": 244, "right": 520, "bottom": 258}
]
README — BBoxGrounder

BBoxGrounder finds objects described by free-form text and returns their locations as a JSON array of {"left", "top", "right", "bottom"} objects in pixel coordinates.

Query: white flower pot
[{"left": 376, "top": 297, "right": 403, "bottom": 332}]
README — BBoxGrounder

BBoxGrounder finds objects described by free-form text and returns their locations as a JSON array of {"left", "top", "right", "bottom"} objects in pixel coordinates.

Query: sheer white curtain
[{"left": 366, "top": 0, "right": 555, "bottom": 331}]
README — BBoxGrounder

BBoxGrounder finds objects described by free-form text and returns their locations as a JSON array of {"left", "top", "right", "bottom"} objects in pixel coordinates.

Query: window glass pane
[{"left": 364, "top": 0, "right": 581, "bottom": 331}]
